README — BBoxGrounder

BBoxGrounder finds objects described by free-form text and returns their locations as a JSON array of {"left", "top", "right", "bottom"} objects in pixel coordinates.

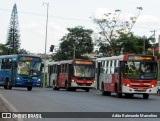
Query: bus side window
[
  {"left": 0, "top": 59, "right": 1, "bottom": 69},
  {"left": 111, "top": 60, "right": 115, "bottom": 74},
  {"left": 1, "top": 59, "right": 11, "bottom": 69},
  {"left": 114, "top": 60, "right": 119, "bottom": 73},
  {"left": 107, "top": 61, "right": 111, "bottom": 74},
  {"left": 100, "top": 61, "right": 103, "bottom": 73}
]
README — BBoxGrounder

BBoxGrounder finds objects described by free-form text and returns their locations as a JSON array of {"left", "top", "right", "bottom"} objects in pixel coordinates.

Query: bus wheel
[
  {"left": 27, "top": 86, "right": 32, "bottom": 91},
  {"left": 85, "top": 88, "right": 89, "bottom": 92},
  {"left": 116, "top": 92, "right": 122, "bottom": 98},
  {"left": 106, "top": 91, "right": 111, "bottom": 96},
  {"left": 53, "top": 81, "right": 59, "bottom": 90},
  {"left": 101, "top": 83, "right": 106, "bottom": 96},
  {"left": 125, "top": 93, "right": 133, "bottom": 98},
  {"left": 7, "top": 81, "right": 12, "bottom": 90},
  {"left": 52, "top": 82, "right": 56, "bottom": 90},
  {"left": 65, "top": 81, "right": 69, "bottom": 91},
  {"left": 143, "top": 94, "right": 149, "bottom": 99},
  {"left": 4, "top": 85, "right": 7, "bottom": 89}
]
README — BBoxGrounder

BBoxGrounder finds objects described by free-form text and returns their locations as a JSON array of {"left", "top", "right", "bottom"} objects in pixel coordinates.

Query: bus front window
[
  {"left": 124, "top": 61, "right": 157, "bottom": 79},
  {"left": 17, "top": 61, "right": 30, "bottom": 75},
  {"left": 17, "top": 61, "right": 41, "bottom": 76},
  {"left": 30, "top": 62, "right": 41, "bottom": 76},
  {"left": 74, "top": 65, "right": 94, "bottom": 77}
]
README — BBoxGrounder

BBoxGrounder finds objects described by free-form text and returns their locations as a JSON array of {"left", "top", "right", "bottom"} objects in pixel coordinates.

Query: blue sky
[{"left": 1, "top": 0, "right": 160, "bottom": 53}]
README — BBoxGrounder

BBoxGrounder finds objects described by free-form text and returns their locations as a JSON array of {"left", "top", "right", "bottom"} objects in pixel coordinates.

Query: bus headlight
[
  {"left": 151, "top": 85, "right": 154, "bottom": 88},
  {"left": 17, "top": 77, "right": 20, "bottom": 81},
  {"left": 37, "top": 79, "right": 41, "bottom": 82},
  {"left": 72, "top": 79, "right": 75, "bottom": 82},
  {"left": 33, "top": 72, "right": 37, "bottom": 76},
  {"left": 127, "top": 84, "right": 130, "bottom": 87}
]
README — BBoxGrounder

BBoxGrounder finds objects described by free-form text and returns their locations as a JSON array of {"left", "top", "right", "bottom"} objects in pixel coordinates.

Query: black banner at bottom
[{"left": 1, "top": 112, "right": 160, "bottom": 118}]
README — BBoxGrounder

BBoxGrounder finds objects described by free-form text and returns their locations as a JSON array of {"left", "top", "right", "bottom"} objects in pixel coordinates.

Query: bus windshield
[
  {"left": 73, "top": 65, "right": 94, "bottom": 77},
  {"left": 124, "top": 61, "right": 157, "bottom": 79},
  {"left": 17, "top": 61, "right": 41, "bottom": 76}
]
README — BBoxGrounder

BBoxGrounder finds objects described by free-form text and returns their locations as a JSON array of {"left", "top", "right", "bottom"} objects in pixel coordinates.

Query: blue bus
[{"left": 0, "top": 54, "right": 43, "bottom": 91}]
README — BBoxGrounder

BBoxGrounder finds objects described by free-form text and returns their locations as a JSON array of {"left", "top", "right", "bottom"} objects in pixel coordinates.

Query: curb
[{"left": 0, "top": 94, "right": 24, "bottom": 121}]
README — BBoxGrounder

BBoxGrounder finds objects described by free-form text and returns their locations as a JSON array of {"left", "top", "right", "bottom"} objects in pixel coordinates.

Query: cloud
[
  {"left": 94, "top": 7, "right": 160, "bottom": 34},
  {"left": 20, "top": 21, "right": 67, "bottom": 53},
  {"left": 137, "top": 15, "right": 160, "bottom": 26}
]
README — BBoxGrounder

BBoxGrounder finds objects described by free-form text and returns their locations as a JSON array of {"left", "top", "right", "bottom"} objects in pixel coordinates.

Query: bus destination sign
[
  {"left": 128, "top": 56, "right": 153, "bottom": 61},
  {"left": 75, "top": 61, "right": 93, "bottom": 65},
  {"left": 19, "top": 57, "right": 41, "bottom": 61}
]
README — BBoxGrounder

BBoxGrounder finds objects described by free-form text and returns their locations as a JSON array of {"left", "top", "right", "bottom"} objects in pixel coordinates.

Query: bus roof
[
  {"left": 0, "top": 54, "right": 41, "bottom": 60},
  {"left": 96, "top": 55, "right": 124, "bottom": 62},
  {"left": 48, "top": 59, "right": 94, "bottom": 65}
]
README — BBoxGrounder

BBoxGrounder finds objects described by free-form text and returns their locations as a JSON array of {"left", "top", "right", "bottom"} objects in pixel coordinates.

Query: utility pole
[
  {"left": 43, "top": 2, "right": 49, "bottom": 88},
  {"left": 143, "top": 36, "right": 145, "bottom": 55},
  {"left": 73, "top": 45, "right": 76, "bottom": 60},
  {"left": 150, "top": 30, "right": 156, "bottom": 56}
]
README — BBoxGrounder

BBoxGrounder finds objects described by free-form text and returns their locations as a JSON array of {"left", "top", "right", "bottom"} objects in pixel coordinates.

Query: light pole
[
  {"left": 73, "top": 44, "right": 76, "bottom": 60},
  {"left": 150, "top": 30, "right": 156, "bottom": 56},
  {"left": 143, "top": 36, "right": 146, "bottom": 55},
  {"left": 43, "top": 2, "right": 49, "bottom": 88}
]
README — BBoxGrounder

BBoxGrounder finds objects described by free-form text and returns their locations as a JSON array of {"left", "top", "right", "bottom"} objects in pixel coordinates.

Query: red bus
[
  {"left": 96, "top": 54, "right": 158, "bottom": 99},
  {"left": 48, "top": 59, "right": 95, "bottom": 92}
]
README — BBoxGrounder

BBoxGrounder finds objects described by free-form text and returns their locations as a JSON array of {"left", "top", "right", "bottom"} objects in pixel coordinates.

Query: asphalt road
[{"left": 0, "top": 87, "right": 160, "bottom": 121}]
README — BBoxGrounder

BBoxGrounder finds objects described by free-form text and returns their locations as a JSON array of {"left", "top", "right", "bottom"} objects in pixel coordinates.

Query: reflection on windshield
[
  {"left": 74, "top": 65, "right": 94, "bottom": 77},
  {"left": 17, "top": 61, "right": 41, "bottom": 76},
  {"left": 124, "top": 61, "right": 157, "bottom": 79}
]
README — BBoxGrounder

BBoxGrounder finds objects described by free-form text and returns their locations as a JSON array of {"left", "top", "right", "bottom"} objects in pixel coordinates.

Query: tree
[
  {"left": 53, "top": 26, "right": 94, "bottom": 61},
  {"left": 115, "top": 33, "right": 152, "bottom": 55},
  {"left": 93, "top": 7, "right": 143, "bottom": 56},
  {"left": 6, "top": 3, "right": 21, "bottom": 54},
  {"left": 0, "top": 43, "right": 13, "bottom": 55}
]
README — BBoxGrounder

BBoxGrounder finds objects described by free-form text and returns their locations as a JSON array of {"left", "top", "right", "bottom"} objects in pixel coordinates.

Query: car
[{"left": 157, "top": 81, "right": 160, "bottom": 94}]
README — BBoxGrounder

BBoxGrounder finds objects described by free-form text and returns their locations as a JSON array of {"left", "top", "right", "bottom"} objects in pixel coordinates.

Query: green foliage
[
  {"left": 6, "top": 3, "right": 21, "bottom": 54},
  {"left": 0, "top": 44, "right": 10, "bottom": 55},
  {"left": 116, "top": 33, "right": 152, "bottom": 55},
  {"left": 0, "top": 43, "right": 28, "bottom": 55},
  {"left": 93, "top": 8, "right": 143, "bottom": 56},
  {"left": 53, "top": 26, "right": 94, "bottom": 61}
]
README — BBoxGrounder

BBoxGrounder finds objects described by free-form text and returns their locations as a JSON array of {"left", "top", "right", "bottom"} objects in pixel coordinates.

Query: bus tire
[
  {"left": 4, "top": 80, "right": 12, "bottom": 90},
  {"left": 125, "top": 93, "right": 133, "bottom": 98},
  {"left": 143, "top": 94, "right": 149, "bottom": 99},
  {"left": 53, "top": 81, "right": 59, "bottom": 90},
  {"left": 27, "top": 86, "right": 32, "bottom": 91},
  {"left": 85, "top": 88, "right": 89, "bottom": 92},
  {"left": 65, "top": 81, "right": 70, "bottom": 91},
  {"left": 117, "top": 92, "right": 122, "bottom": 98},
  {"left": 4, "top": 85, "right": 7, "bottom": 89},
  {"left": 7, "top": 81, "right": 12, "bottom": 90},
  {"left": 101, "top": 83, "right": 107, "bottom": 96},
  {"left": 116, "top": 83, "right": 122, "bottom": 98},
  {"left": 106, "top": 91, "right": 111, "bottom": 96}
]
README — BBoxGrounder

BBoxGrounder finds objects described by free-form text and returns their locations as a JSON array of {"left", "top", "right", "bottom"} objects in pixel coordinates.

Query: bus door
[
  {"left": 11, "top": 61, "right": 17, "bottom": 86},
  {"left": 57, "top": 65, "right": 60, "bottom": 86},
  {"left": 118, "top": 61, "right": 124, "bottom": 92},
  {"left": 68, "top": 64, "right": 72, "bottom": 86},
  {"left": 96, "top": 62, "right": 101, "bottom": 90}
]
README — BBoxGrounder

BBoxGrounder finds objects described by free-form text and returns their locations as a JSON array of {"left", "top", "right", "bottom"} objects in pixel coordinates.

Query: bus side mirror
[
  {"left": 41, "top": 63, "right": 44, "bottom": 71},
  {"left": 41, "top": 63, "right": 44, "bottom": 67},
  {"left": 15, "top": 63, "right": 18, "bottom": 68},
  {"left": 120, "top": 62, "right": 125, "bottom": 70}
]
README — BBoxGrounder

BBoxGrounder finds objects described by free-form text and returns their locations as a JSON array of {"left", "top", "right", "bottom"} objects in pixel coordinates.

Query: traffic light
[{"left": 50, "top": 45, "right": 54, "bottom": 52}]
